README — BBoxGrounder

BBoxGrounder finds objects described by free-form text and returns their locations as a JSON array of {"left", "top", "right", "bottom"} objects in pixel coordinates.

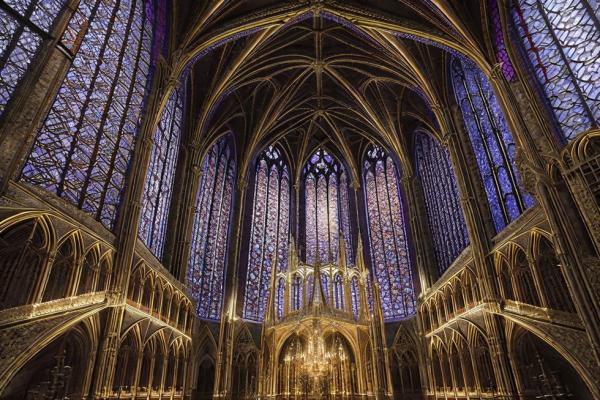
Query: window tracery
[
  {"left": 363, "top": 145, "right": 416, "bottom": 320},
  {"left": 188, "top": 137, "right": 235, "bottom": 320},
  {"left": 20, "top": 0, "right": 154, "bottom": 229},
  {"left": 414, "top": 131, "right": 469, "bottom": 275},
  {"left": 0, "top": 0, "right": 66, "bottom": 116},
  {"left": 513, "top": 0, "right": 600, "bottom": 140},
  {"left": 488, "top": 0, "right": 515, "bottom": 81},
  {"left": 451, "top": 57, "right": 534, "bottom": 233},
  {"left": 243, "top": 145, "right": 290, "bottom": 322},
  {"left": 303, "top": 148, "right": 352, "bottom": 265},
  {"left": 138, "top": 86, "right": 184, "bottom": 258}
]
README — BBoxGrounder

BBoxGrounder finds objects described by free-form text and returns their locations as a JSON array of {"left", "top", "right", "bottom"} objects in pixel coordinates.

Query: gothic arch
[{"left": 0, "top": 214, "right": 54, "bottom": 309}]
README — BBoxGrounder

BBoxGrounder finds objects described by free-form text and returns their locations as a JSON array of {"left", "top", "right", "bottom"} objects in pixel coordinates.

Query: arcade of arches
[{"left": 1, "top": 0, "right": 600, "bottom": 399}]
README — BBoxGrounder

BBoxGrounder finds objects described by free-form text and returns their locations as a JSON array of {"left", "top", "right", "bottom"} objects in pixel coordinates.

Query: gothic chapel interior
[{"left": 1, "top": 0, "right": 600, "bottom": 399}]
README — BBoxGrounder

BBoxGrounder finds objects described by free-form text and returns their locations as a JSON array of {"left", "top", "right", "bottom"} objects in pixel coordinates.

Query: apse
[{"left": 0, "top": 1, "right": 599, "bottom": 400}]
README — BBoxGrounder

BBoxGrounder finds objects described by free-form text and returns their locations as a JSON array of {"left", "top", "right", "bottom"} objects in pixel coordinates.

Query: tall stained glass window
[
  {"left": 452, "top": 57, "right": 534, "bottom": 233},
  {"left": 243, "top": 145, "right": 290, "bottom": 322},
  {"left": 414, "top": 131, "right": 469, "bottom": 275},
  {"left": 363, "top": 145, "right": 415, "bottom": 320},
  {"left": 513, "top": 0, "right": 600, "bottom": 140},
  {"left": 488, "top": 0, "right": 515, "bottom": 81},
  {"left": 20, "top": 0, "right": 154, "bottom": 229},
  {"left": 188, "top": 137, "right": 235, "bottom": 320},
  {"left": 138, "top": 86, "right": 184, "bottom": 258},
  {"left": 303, "top": 148, "right": 352, "bottom": 265},
  {"left": 0, "top": 0, "right": 67, "bottom": 115}
]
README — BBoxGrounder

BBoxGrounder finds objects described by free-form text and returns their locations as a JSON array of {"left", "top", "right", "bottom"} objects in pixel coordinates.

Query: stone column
[
  {"left": 91, "top": 61, "right": 178, "bottom": 395},
  {"left": 214, "top": 176, "right": 250, "bottom": 399},
  {"left": 400, "top": 174, "right": 436, "bottom": 293},
  {"left": 442, "top": 107, "right": 518, "bottom": 397},
  {"left": 491, "top": 69, "right": 600, "bottom": 362}
]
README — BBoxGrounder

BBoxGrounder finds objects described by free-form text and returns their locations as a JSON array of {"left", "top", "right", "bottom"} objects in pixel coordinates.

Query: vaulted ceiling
[{"left": 164, "top": 1, "right": 500, "bottom": 181}]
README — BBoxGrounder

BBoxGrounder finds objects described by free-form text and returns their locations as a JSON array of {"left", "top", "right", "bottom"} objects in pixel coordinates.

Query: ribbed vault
[{"left": 164, "top": 0, "right": 501, "bottom": 181}]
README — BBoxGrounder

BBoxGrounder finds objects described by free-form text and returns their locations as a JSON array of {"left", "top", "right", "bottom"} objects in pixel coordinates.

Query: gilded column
[{"left": 214, "top": 176, "right": 250, "bottom": 399}]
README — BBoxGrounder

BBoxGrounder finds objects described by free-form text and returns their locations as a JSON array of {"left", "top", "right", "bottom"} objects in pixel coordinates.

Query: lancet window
[
  {"left": 20, "top": 0, "right": 154, "bottom": 229},
  {"left": 414, "top": 131, "right": 469, "bottom": 275},
  {"left": 363, "top": 145, "right": 416, "bottom": 320},
  {"left": 188, "top": 137, "right": 235, "bottom": 320},
  {"left": 138, "top": 86, "right": 184, "bottom": 258},
  {"left": 243, "top": 145, "right": 290, "bottom": 322},
  {"left": 451, "top": 57, "right": 534, "bottom": 233},
  {"left": 303, "top": 148, "right": 352, "bottom": 266}
]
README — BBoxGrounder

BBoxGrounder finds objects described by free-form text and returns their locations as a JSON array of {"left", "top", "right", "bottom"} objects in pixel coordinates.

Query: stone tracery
[{"left": 0, "top": 1, "right": 598, "bottom": 399}]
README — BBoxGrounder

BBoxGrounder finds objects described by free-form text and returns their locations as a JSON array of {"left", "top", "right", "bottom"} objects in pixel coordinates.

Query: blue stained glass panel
[
  {"left": 513, "top": 0, "right": 600, "bottom": 140},
  {"left": 21, "top": 0, "right": 154, "bottom": 229},
  {"left": 452, "top": 57, "right": 534, "bottom": 233},
  {"left": 414, "top": 131, "right": 469, "bottom": 275},
  {"left": 0, "top": 1, "right": 67, "bottom": 115},
  {"left": 303, "top": 148, "right": 353, "bottom": 265},
  {"left": 188, "top": 138, "right": 235, "bottom": 320},
  {"left": 138, "top": 86, "right": 184, "bottom": 258},
  {"left": 243, "top": 145, "right": 290, "bottom": 322},
  {"left": 363, "top": 145, "right": 416, "bottom": 320}
]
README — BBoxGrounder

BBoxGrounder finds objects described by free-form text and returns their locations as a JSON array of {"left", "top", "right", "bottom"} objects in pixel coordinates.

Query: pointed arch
[
  {"left": 139, "top": 84, "right": 185, "bottom": 258},
  {"left": 363, "top": 144, "right": 416, "bottom": 320},
  {"left": 188, "top": 136, "right": 236, "bottom": 320},
  {"left": 414, "top": 130, "right": 469, "bottom": 275},
  {"left": 243, "top": 144, "right": 290, "bottom": 322},
  {"left": 302, "top": 147, "right": 353, "bottom": 265},
  {"left": 451, "top": 56, "right": 534, "bottom": 233}
]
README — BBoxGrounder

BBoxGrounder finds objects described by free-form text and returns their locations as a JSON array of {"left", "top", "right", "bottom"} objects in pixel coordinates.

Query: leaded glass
[
  {"left": 363, "top": 145, "right": 416, "bottom": 320},
  {"left": 351, "top": 276, "right": 359, "bottom": 319},
  {"left": 243, "top": 145, "right": 290, "bottom": 322},
  {"left": 489, "top": 0, "right": 515, "bottom": 81},
  {"left": 276, "top": 277, "right": 285, "bottom": 319},
  {"left": 188, "top": 138, "right": 235, "bottom": 320},
  {"left": 303, "top": 148, "right": 353, "bottom": 265},
  {"left": 452, "top": 57, "right": 534, "bottom": 233},
  {"left": 414, "top": 131, "right": 470, "bottom": 275},
  {"left": 21, "top": 0, "right": 154, "bottom": 229},
  {"left": 333, "top": 274, "right": 344, "bottom": 309},
  {"left": 513, "top": 0, "right": 600, "bottom": 140},
  {"left": 0, "top": 0, "right": 66, "bottom": 116},
  {"left": 292, "top": 274, "right": 303, "bottom": 311},
  {"left": 138, "top": 86, "right": 184, "bottom": 258}
]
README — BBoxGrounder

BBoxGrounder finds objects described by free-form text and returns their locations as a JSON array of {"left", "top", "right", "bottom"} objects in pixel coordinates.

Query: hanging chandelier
[{"left": 301, "top": 325, "right": 332, "bottom": 377}]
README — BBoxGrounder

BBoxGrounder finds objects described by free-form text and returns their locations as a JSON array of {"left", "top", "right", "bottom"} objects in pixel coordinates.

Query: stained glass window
[
  {"left": 0, "top": 0, "right": 66, "bottom": 116},
  {"left": 414, "top": 131, "right": 470, "bottom": 275},
  {"left": 138, "top": 86, "right": 184, "bottom": 258},
  {"left": 351, "top": 276, "right": 359, "bottom": 319},
  {"left": 292, "top": 274, "right": 303, "bottom": 311},
  {"left": 20, "top": 0, "right": 154, "bottom": 229},
  {"left": 276, "top": 277, "right": 285, "bottom": 319},
  {"left": 452, "top": 57, "right": 534, "bottom": 233},
  {"left": 513, "top": 0, "right": 600, "bottom": 140},
  {"left": 363, "top": 145, "right": 416, "bottom": 320},
  {"left": 188, "top": 137, "right": 235, "bottom": 320},
  {"left": 243, "top": 145, "right": 290, "bottom": 322},
  {"left": 333, "top": 274, "right": 344, "bottom": 309},
  {"left": 488, "top": 0, "right": 515, "bottom": 81},
  {"left": 303, "top": 148, "right": 352, "bottom": 265}
]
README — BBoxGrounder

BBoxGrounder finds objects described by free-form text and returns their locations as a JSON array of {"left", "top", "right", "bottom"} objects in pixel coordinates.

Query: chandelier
[
  {"left": 301, "top": 326, "right": 332, "bottom": 377},
  {"left": 283, "top": 322, "right": 349, "bottom": 380}
]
